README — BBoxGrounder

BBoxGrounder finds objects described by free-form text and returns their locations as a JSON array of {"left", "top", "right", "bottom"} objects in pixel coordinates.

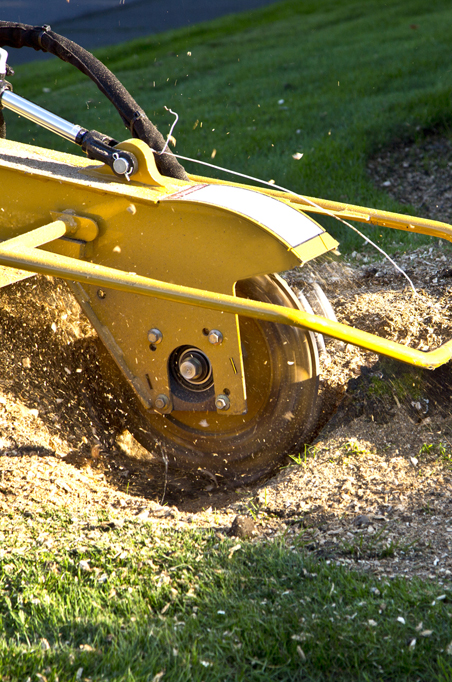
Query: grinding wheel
[{"left": 102, "top": 273, "right": 320, "bottom": 485}]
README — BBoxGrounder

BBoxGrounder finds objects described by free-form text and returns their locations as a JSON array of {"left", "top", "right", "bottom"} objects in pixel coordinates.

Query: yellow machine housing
[
  {"left": 2, "top": 134, "right": 452, "bottom": 482},
  {"left": 0, "top": 137, "right": 337, "bottom": 417}
]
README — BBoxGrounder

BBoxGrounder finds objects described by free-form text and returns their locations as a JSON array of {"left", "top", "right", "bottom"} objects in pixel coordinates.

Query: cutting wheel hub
[
  {"left": 180, "top": 355, "right": 203, "bottom": 381},
  {"left": 171, "top": 346, "right": 213, "bottom": 391}
]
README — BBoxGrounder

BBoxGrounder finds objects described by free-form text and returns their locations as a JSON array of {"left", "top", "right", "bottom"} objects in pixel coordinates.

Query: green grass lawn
[
  {"left": 1, "top": 510, "right": 452, "bottom": 682},
  {"left": 5, "top": 0, "right": 452, "bottom": 250},
  {"left": 2, "top": 1, "right": 452, "bottom": 679}
]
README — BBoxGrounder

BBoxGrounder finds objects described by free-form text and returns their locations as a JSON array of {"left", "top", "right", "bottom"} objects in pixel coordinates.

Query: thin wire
[
  {"left": 170, "top": 152, "right": 417, "bottom": 295},
  {"left": 156, "top": 107, "right": 179, "bottom": 156},
  {"left": 174, "top": 153, "right": 285, "bottom": 187}
]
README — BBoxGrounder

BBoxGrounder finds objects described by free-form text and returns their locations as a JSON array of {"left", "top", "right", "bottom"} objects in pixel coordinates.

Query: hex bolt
[
  {"left": 208, "top": 329, "right": 223, "bottom": 345},
  {"left": 215, "top": 394, "right": 230, "bottom": 411},
  {"left": 154, "top": 394, "right": 169, "bottom": 410},
  {"left": 147, "top": 328, "right": 163, "bottom": 345},
  {"left": 180, "top": 356, "right": 203, "bottom": 381}
]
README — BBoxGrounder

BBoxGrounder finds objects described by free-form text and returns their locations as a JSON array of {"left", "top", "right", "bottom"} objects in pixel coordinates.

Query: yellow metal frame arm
[
  {"left": 189, "top": 173, "right": 452, "bottom": 242},
  {"left": 0, "top": 224, "right": 449, "bottom": 371}
]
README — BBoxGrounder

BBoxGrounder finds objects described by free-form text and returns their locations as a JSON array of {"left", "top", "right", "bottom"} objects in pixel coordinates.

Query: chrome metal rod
[{"left": 1, "top": 90, "right": 84, "bottom": 143}]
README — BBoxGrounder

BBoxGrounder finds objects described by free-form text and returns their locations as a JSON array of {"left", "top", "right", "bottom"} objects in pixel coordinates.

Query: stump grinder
[{"left": 1, "top": 23, "right": 452, "bottom": 484}]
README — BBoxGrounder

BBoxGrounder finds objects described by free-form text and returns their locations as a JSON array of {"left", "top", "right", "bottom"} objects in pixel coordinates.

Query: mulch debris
[{"left": 1, "top": 134, "right": 452, "bottom": 584}]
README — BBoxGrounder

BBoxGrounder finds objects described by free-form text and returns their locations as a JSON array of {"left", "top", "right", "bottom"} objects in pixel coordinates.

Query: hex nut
[
  {"left": 154, "top": 394, "right": 169, "bottom": 410},
  {"left": 147, "top": 328, "right": 163, "bottom": 344},
  {"left": 215, "top": 394, "right": 230, "bottom": 411},
  {"left": 208, "top": 329, "right": 223, "bottom": 345},
  {"left": 180, "top": 357, "right": 203, "bottom": 381}
]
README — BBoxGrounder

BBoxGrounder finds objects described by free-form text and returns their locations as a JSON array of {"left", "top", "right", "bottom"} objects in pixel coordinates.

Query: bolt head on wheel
[
  {"left": 180, "top": 356, "right": 203, "bottom": 381},
  {"left": 154, "top": 394, "right": 169, "bottom": 410},
  {"left": 208, "top": 329, "right": 223, "bottom": 345},
  {"left": 147, "top": 328, "right": 163, "bottom": 344},
  {"left": 215, "top": 394, "right": 230, "bottom": 411}
]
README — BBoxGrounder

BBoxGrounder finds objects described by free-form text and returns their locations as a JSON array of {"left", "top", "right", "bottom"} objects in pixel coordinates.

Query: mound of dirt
[
  {"left": 1, "top": 134, "right": 452, "bottom": 584},
  {"left": 260, "top": 247, "right": 452, "bottom": 584}
]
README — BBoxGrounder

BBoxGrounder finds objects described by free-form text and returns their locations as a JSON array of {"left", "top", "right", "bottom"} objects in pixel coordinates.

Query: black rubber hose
[{"left": 0, "top": 21, "right": 188, "bottom": 180}]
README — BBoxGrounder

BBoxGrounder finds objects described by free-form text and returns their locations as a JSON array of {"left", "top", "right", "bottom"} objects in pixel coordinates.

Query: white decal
[{"left": 166, "top": 184, "right": 322, "bottom": 248}]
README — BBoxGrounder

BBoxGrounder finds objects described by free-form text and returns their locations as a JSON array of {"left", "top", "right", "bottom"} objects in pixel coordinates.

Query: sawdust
[
  {"left": 258, "top": 246, "right": 452, "bottom": 585},
  {"left": 1, "top": 134, "right": 452, "bottom": 584}
]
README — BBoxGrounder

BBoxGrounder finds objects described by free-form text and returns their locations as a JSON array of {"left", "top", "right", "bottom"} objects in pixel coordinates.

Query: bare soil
[{"left": 2, "top": 134, "right": 452, "bottom": 584}]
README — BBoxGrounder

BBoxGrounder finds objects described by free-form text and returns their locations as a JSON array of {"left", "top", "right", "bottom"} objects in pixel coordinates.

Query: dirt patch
[
  {"left": 367, "top": 134, "right": 452, "bottom": 223},
  {"left": 1, "top": 134, "right": 452, "bottom": 583}
]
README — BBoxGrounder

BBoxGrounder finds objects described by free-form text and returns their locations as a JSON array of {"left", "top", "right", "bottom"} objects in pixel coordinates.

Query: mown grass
[
  {"left": 0, "top": 510, "right": 451, "bottom": 681},
  {"left": 4, "top": 0, "right": 452, "bottom": 250}
]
